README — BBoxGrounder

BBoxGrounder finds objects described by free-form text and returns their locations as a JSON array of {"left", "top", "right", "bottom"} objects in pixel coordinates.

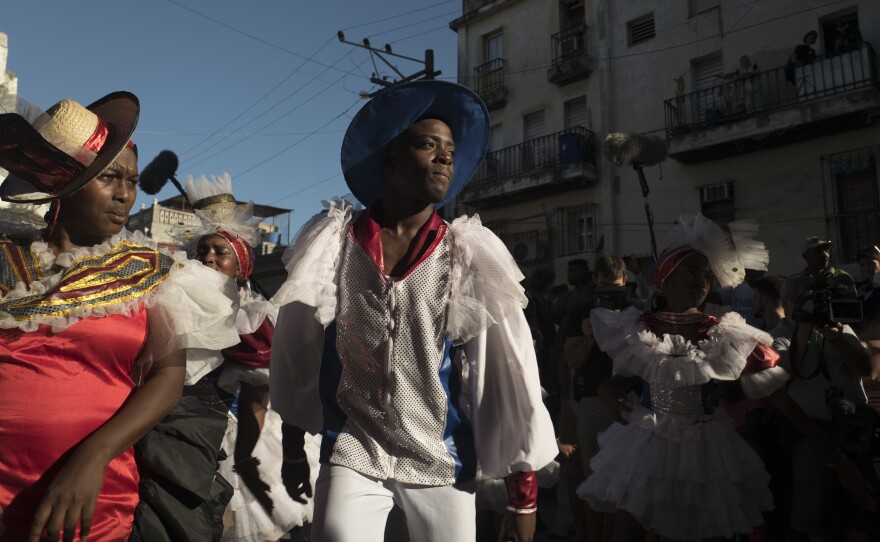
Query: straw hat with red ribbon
[{"left": 0, "top": 91, "right": 139, "bottom": 203}]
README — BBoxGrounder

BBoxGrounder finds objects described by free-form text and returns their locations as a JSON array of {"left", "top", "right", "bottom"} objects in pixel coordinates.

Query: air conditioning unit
[
  {"left": 700, "top": 182, "right": 734, "bottom": 203},
  {"left": 506, "top": 231, "right": 545, "bottom": 264}
]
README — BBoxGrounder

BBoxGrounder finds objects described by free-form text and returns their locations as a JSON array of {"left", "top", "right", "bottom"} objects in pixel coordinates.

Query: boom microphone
[
  {"left": 602, "top": 132, "right": 668, "bottom": 167},
  {"left": 139, "top": 150, "right": 189, "bottom": 202}
]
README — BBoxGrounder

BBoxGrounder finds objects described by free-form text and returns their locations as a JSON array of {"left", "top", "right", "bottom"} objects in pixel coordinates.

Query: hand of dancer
[
  {"left": 29, "top": 446, "right": 108, "bottom": 542},
  {"left": 598, "top": 376, "right": 634, "bottom": 424},
  {"left": 830, "top": 455, "right": 877, "bottom": 512},
  {"left": 235, "top": 457, "right": 274, "bottom": 514},
  {"left": 497, "top": 511, "right": 536, "bottom": 542},
  {"left": 281, "top": 423, "right": 312, "bottom": 504}
]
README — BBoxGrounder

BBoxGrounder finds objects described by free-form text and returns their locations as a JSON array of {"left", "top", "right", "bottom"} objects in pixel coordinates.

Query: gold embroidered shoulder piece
[{"left": 0, "top": 239, "right": 174, "bottom": 322}]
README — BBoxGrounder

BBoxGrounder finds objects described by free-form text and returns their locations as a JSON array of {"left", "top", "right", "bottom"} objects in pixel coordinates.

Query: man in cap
[
  {"left": 269, "top": 80, "right": 557, "bottom": 542},
  {"left": 793, "top": 236, "right": 857, "bottom": 297}
]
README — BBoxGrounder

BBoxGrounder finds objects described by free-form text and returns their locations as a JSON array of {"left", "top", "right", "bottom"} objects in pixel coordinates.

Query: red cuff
[
  {"left": 742, "top": 342, "right": 780, "bottom": 374},
  {"left": 505, "top": 471, "right": 538, "bottom": 514}
]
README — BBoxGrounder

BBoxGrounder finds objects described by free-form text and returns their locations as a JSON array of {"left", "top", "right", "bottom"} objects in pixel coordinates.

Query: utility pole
[{"left": 337, "top": 31, "right": 441, "bottom": 97}]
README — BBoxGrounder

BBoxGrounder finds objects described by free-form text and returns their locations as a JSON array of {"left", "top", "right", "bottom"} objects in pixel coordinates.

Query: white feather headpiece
[{"left": 666, "top": 215, "right": 769, "bottom": 288}]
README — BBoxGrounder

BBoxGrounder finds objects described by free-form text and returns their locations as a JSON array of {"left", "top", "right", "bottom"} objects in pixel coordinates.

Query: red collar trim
[{"left": 350, "top": 209, "right": 447, "bottom": 278}]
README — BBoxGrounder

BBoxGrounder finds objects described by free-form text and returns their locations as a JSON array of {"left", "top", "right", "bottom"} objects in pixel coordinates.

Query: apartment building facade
[{"left": 451, "top": 0, "right": 880, "bottom": 278}]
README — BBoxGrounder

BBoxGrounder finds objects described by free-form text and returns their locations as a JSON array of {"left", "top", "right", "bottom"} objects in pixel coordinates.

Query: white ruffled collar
[{"left": 592, "top": 307, "right": 772, "bottom": 386}]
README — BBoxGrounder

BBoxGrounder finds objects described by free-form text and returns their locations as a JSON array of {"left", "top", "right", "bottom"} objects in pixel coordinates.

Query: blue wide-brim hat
[{"left": 341, "top": 80, "right": 490, "bottom": 208}]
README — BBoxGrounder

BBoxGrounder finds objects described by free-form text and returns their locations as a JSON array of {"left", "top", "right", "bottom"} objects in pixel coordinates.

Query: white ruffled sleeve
[
  {"left": 271, "top": 198, "right": 356, "bottom": 327},
  {"left": 140, "top": 257, "right": 240, "bottom": 383},
  {"left": 463, "top": 309, "right": 558, "bottom": 478},
  {"left": 237, "top": 286, "right": 279, "bottom": 334},
  {"left": 446, "top": 215, "right": 528, "bottom": 345}
]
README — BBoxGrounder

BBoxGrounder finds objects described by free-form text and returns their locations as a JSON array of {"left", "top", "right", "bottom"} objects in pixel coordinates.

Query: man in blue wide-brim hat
[{"left": 269, "top": 80, "right": 557, "bottom": 541}]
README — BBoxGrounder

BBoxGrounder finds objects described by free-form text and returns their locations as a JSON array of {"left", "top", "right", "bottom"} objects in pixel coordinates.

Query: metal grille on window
[{"left": 829, "top": 148, "right": 880, "bottom": 261}]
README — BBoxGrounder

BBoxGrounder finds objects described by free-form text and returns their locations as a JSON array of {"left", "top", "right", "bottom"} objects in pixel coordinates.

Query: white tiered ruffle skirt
[
  {"left": 219, "top": 409, "right": 321, "bottom": 542},
  {"left": 577, "top": 404, "right": 772, "bottom": 540}
]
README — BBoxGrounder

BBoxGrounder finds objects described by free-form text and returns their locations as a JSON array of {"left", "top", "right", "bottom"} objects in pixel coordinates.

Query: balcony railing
[
  {"left": 665, "top": 42, "right": 878, "bottom": 138},
  {"left": 467, "top": 126, "right": 597, "bottom": 192},
  {"left": 552, "top": 24, "right": 587, "bottom": 64},
  {"left": 474, "top": 58, "right": 505, "bottom": 96}
]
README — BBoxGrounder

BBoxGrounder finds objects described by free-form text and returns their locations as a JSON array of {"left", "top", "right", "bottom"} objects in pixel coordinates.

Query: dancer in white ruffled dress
[
  {"left": 183, "top": 174, "right": 320, "bottom": 542},
  {"left": 577, "top": 215, "right": 875, "bottom": 541}
]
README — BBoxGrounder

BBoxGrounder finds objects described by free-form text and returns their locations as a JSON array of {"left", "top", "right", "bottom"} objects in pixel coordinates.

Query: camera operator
[
  {"left": 772, "top": 274, "right": 880, "bottom": 540},
  {"left": 561, "top": 254, "right": 632, "bottom": 542},
  {"left": 793, "top": 237, "right": 857, "bottom": 298}
]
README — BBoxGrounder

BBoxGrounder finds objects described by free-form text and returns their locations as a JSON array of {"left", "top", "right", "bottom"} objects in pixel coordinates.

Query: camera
[
  {"left": 827, "top": 397, "right": 880, "bottom": 458},
  {"left": 593, "top": 285, "right": 629, "bottom": 312},
  {"left": 792, "top": 280, "right": 862, "bottom": 326}
]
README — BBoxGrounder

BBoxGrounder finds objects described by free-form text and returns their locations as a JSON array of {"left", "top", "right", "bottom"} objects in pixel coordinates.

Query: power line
[
  {"left": 165, "top": 0, "right": 352, "bottom": 75},
  {"left": 341, "top": 1, "right": 457, "bottom": 32},
  {"left": 234, "top": 98, "right": 363, "bottom": 179},
  {"left": 182, "top": 53, "right": 371, "bottom": 169},
  {"left": 179, "top": 35, "right": 339, "bottom": 159},
  {"left": 136, "top": 129, "right": 343, "bottom": 137},
  {"left": 270, "top": 172, "right": 344, "bottom": 205}
]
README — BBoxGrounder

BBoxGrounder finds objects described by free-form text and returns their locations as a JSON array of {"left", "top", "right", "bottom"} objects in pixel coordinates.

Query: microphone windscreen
[
  {"left": 139, "top": 150, "right": 179, "bottom": 195},
  {"left": 602, "top": 133, "right": 668, "bottom": 166}
]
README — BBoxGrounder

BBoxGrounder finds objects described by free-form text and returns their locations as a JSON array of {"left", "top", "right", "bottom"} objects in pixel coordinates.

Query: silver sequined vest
[{"left": 331, "top": 229, "right": 461, "bottom": 485}]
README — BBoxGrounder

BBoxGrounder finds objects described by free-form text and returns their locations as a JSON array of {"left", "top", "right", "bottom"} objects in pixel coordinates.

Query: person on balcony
[
  {"left": 785, "top": 30, "right": 818, "bottom": 91},
  {"left": 833, "top": 19, "right": 863, "bottom": 55}
]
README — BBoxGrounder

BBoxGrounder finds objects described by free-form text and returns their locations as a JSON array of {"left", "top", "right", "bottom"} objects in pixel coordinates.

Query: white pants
[{"left": 311, "top": 464, "right": 477, "bottom": 542}]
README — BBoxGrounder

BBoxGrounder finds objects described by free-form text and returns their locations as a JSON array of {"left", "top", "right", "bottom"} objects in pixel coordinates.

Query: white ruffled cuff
[{"left": 741, "top": 365, "right": 789, "bottom": 398}]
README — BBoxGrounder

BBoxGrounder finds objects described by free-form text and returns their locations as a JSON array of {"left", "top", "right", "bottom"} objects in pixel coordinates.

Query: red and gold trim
[{"left": 0, "top": 240, "right": 173, "bottom": 321}]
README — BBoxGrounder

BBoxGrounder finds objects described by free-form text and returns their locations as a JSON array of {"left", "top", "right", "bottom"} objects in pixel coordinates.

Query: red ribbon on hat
[
  {"left": 73, "top": 117, "right": 109, "bottom": 165},
  {"left": 217, "top": 230, "right": 254, "bottom": 282}
]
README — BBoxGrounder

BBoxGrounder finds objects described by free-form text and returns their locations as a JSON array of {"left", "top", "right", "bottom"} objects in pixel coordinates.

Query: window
[
  {"left": 691, "top": 53, "right": 724, "bottom": 127},
  {"left": 699, "top": 181, "right": 735, "bottom": 224},
  {"left": 523, "top": 110, "right": 546, "bottom": 141},
  {"left": 821, "top": 9, "right": 862, "bottom": 56},
  {"left": 557, "top": 203, "right": 598, "bottom": 256},
  {"left": 627, "top": 14, "right": 655, "bottom": 46},
  {"left": 489, "top": 123, "right": 503, "bottom": 152},
  {"left": 831, "top": 149, "right": 880, "bottom": 261},
  {"left": 522, "top": 110, "right": 546, "bottom": 170},
  {"left": 563, "top": 96, "right": 589, "bottom": 129},
  {"left": 560, "top": 0, "right": 585, "bottom": 30},
  {"left": 485, "top": 31, "right": 503, "bottom": 63}
]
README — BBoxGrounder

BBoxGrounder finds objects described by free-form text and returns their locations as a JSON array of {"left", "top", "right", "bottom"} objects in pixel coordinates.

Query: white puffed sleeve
[
  {"left": 139, "top": 257, "right": 240, "bottom": 382},
  {"left": 446, "top": 214, "right": 528, "bottom": 345},
  {"left": 271, "top": 198, "right": 356, "bottom": 327},
  {"left": 463, "top": 310, "right": 558, "bottom": 478}
]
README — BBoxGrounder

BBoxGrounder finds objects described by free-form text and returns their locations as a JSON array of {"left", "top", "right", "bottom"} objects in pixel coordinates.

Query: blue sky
[{"left": 4, "top": 0, "right": 460, "bottom": 240}]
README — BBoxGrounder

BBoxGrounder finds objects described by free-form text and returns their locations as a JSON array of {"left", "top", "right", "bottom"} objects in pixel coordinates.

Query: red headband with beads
[{"left": 216, "top": 230, "right": 254, "bottom": 282}]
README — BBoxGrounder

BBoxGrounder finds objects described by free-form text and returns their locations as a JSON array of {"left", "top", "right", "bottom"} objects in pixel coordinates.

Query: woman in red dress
[{"left": 0, "top": 93, "right": 239, "bottom": 541}]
